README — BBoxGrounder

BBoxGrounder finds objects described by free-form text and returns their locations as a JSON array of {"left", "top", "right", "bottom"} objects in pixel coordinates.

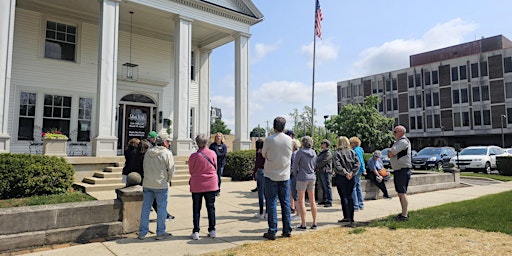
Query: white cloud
[
  {"left": 300, "top": 39, "right": 339, "bottom": 66},
  {"left": 350, "top": 18, "right": 478, "bottom": 77},
  {"left": 252, "top": 81, "right": 311, "bottom": 104},
  {"left": 252, "top": 41, "right": 281, "bottom": 63}
]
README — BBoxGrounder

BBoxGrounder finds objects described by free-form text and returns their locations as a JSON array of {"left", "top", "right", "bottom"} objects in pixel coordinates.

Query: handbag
[{"left": 378, "top": 168, "right": 389, "bottom": 177}]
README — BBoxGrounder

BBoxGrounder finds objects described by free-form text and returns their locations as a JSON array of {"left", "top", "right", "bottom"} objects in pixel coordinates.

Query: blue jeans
[
  {"left": 317, "top": 171, "right": 332, "bottom": 204},
  {"left": 352, "top": 173, "right": 364, "bottom": 209},
  {"left": 139, "top": 187, "right": 168, "bottom": 236},
  {"left": 264, "top": 177, "right": 292, "bottom": 236},
  {"left": 217, "top": 166, "right": 224, "bottom": 191},
  {"left": 256, "top": 169, "right": 266, "bottom": 214},
  {"left": 192, "top": 191, "right": 216, "bottom": 233},
  {"left": 335, "top": 175, "right": 355, "bottom": 221}
]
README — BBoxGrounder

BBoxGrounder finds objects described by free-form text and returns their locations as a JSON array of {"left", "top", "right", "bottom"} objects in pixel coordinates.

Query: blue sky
[{"left": 209, "top": 0, "right": 512, "bottom": 133}]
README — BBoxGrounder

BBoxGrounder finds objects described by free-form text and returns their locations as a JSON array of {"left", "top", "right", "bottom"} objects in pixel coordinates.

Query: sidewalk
[{"left": 23, "top": 180, "right": 512, "bottom": 256}]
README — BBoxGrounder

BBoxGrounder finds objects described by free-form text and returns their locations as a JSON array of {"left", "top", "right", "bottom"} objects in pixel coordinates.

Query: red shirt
[{"left": 188, "top": 147, "right": 218, "bottom": 193}]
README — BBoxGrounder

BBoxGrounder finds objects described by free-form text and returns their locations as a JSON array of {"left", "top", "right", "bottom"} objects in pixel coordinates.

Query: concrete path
[{"left": 22, "top": 180, "right": 512, "bottom": 256}]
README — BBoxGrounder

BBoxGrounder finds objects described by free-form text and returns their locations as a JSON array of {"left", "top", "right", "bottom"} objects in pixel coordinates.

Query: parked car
[
  {"left": 449, "top": 145, "right": 508, "bottom": 174},
  {"left": 412, "top": 147, "right": 457, "bottom": 170},
  {"left": 506, "top": 148, "right": 512, "bottom": 154},
  {"left": 380, "top": 148, "right": 391, "bottom": 168}
]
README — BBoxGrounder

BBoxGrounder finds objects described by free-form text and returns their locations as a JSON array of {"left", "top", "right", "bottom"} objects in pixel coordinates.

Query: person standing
[
  {"left": 209, "top": 132, "right": 227, "bottom": 196},
  {"left": 350, "top": 137, "right": 366, "bottom": 211},
  {"left": 292, "top": 136, "right": 318, "bottom": 230},
  {"left": 252, "top": 139, "right": 266, "bottom": 219},
  {"left": 289, "top": 138, "right": 301, "bottom": 221},
  {"left": 122, "top": 138, "right": 143, "bottom": 186},
  {"left": 315, "top": 139, "right": 333, "bottom": 207},
  {"left": 261, "top": 117, "right": 293, "bottom": 240},
  {"left": 366, "top": 150, "right": 392, "bottom": 199},
  {"left": 388, "top": 125, "right": 412, "bottom": 221},
  {"left": 333, "top": 136, "right": 360, "bottom": 227},
  {"left": 138, "top": 137, "right": 175, "bottom": 240},
  {"left": 188, "top": 134, "right": 219, "bottom": 240}
]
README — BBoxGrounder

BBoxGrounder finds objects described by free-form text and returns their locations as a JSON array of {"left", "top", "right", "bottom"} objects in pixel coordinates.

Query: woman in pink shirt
[{"left": 188, "top": 134, "right": 219, "bottom": 240}]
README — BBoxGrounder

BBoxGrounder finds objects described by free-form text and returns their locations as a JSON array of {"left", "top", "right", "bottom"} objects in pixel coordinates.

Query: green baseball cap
[{"left": 148, "top": 131, "right": 158, "bottom": 139}]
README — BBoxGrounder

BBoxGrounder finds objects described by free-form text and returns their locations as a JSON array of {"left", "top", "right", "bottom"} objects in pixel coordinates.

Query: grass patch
[
  {"left": 370, "top": 190, "right": 512, "bottom": 234},
  {"left": 0, "top": 191, "right": 96, "bottom": 208},
  {"left": 460, "top": 172, "right": 512, "bottom": 182}
]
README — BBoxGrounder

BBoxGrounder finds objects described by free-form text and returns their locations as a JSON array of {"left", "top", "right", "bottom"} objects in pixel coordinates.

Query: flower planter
[{"left": 43, "top": 139, "right": 68, "bottom": 156}]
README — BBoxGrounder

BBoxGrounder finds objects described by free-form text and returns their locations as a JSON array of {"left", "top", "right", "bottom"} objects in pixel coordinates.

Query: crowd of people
[{"left": 123, "top": 117, "right": 413, "bottom": 241}]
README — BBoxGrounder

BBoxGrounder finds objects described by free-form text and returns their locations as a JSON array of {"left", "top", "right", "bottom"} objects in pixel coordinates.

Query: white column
[
  {"left": 0, "top": 0, "right": 16, "bottom": 153},
  {"left": 198, "top": 49, "right": 211, "bottom": 135},
  {"left": 171, "top": 15, "right": 194, "bottom": 156},
  {"left": 233, "top": 33, "right": 252, "bottom": 151},
  {"left": 92, "top": 0, "right": 120, "bottom": 156}
]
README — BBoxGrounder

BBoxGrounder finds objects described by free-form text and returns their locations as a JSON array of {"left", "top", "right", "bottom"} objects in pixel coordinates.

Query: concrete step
[
  {"left": 94, "top": 172, "right": 121, "bottom": 178},
  {"left": 104, "top": 166, "right": 123, "bottom": 173},
  {"left": 74, "top": 182, "right": 125, "bottom": 192},
  {"left": 83, "top": 177, "right": 122, "bottom": 185}
]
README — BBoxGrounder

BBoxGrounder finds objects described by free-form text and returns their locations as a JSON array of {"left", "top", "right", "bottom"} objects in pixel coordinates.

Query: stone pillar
[
  {"left": 92, "top": 0, "right": 120, "bottom": 157},
  {"left": 171, "top": 15, "right": 194, "bottom": 156},
  {"left": 0, "top": 0, "right": 16, "bottom": 153},
  {"left": 233, "top": 33, "right": 252, "bottom": 151},
  {"left": 198, "top": 49, "right": 211, "bottom": 135},
  {"left": 116, "top": 185, "right": 143, "bottom": 233}
]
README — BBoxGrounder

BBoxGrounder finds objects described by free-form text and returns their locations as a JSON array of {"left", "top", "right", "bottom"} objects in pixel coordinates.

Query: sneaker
[
  {"left": 137, "top": 234, "right": 146, "bottom": 240},
  {"left": 317, "top": 201, "right": 326, "bottom": 205},
  {"left": 263, "top": 232, "right": 276, "bottom": 240},
  {"left": 253, "top": 212, "right": 264, "bottom": 219},
  {"left": 155, "top": 232, "right": 172, "bottom": 240},
  {"left": 208, "top": 230, "right": 216, "bottom": 238},
  {"left": 310, "top": 224, "right": 318, "bottom": 230},
  {"left": 281, "top": 232, "right": 292, "bottom": 238},
  {"left": 166, "top": 214, "right": 175, "bottom": 221},
  {"left": 291, "top": 215, "right": 300, "bottom": 221},
  {"left": 295, "top": 225, "right": 307, "bottom": 231},
  {"left": 191, "top": 232, "right": 199, "bottom": 240},
  {"left": 251, "top": 187, "right": 258, "bottom": 192},
  {"left": 395, "top": 214, "right": 409, "bottom": 221},
  {"left": 384, "top": 195, "right": 392, "bottom": 199},
  {"left": 324, "top": 203, "right": 332, "bottom": 208},
  {"left": 337, "top": 218, "right": 351, "bottom": 223}
]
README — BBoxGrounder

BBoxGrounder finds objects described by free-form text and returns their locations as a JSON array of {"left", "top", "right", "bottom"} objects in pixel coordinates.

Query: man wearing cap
[
  {"left": 315, "top": 139, "right": 333, "bottom": 207},
  {"left": 139, "top": 136, "right": 175, "bottom": 240},
  {"left": 148, "top": 131, "right": 158, "bottom": 147}
]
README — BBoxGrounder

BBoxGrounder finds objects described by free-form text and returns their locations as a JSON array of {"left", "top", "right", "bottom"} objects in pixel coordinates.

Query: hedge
[
  {"left": 496, "top": 156, "right": 512, "bottom": 176},
  {"left": 224, "top": 150, "right": 255, "bottom": 181},
  {"left": 0, "top": 153, "right": 75, "bottom": 199}
]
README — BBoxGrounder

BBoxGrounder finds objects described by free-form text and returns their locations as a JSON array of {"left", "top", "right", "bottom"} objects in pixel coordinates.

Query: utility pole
[{"left": 266, "top": 120, "right": 269, "bottom": 136}]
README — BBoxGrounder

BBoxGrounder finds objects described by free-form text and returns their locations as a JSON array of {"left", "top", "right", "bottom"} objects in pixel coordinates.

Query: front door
[{"left": 124, "top": 105, "right": 151, "bottom": 147}]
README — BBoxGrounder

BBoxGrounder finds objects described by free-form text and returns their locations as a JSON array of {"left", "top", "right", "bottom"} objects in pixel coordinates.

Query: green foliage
[
  {"left": 460, "top": 172, "right": 512, "bottom": 181},
  {"left": 370, "top": 190, "right": 512, "bottom": 235},
  {"left": 250, "top": 127, "right": 266, "bottom": 137},
  {"left": 496, "top": 156, "right": 512, "bottom": 176},
  {"left": 0, "top": 153, "right": 75, "bottom": 199},
  {"left": 326, "top": 95, "right": 394, "bottom": 151},
  {"left": 289, "top": 106, "right": 316, "bottom": 137},
  {"left": 210, "top": 118, "right": 231, "bottom": 135},
  {"left": 224, "top": 150, "right": 255, "bottom": 181},
  {"left": 0, "top": 191, "right": 95, "bottom": 208}
]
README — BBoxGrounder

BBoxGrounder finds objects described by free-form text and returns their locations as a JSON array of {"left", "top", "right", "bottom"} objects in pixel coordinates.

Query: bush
[
  {"left": 224, "top": 150, "right": 255, "bottom": 181},
  {"left": 496, "top": 156, "right": 512, "bottom": 176},
  {"left": 0, "top": 153, "right": 75, "bottom": 199}
]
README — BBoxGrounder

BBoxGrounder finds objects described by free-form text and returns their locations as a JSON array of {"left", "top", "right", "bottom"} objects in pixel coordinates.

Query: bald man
[{"left": 388, "top": 125, "right": 412, "bottom": 221}]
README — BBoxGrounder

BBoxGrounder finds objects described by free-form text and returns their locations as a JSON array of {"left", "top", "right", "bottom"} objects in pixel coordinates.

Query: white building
[{"left": 1, "top": 0, "right": 263, "bottom": 156}]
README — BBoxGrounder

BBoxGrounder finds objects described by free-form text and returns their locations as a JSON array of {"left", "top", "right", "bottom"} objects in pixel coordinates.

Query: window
[
  {"left": 432, "top": 70, "right": 439, "bottom": 84},
  {"left": 378, "top": 101, "right": 383, "bottom": 112},
  {"left": 434, "top": 114, "right": 441, "bottom": 128},
  {"left": 427, "top": 114, "right": 433, "bottom": 128},
  {"left": 386, "top": 80, "right": 391, "bottom": 92},
  {"left": 45, "top": 21, "right": 76, "bottom": 62},
  {"left": 425, "top": 71, "right": 431, "bottom": 85},
  {"left": 386, "top": 98, "right": 391, "bottom": 111},
  {"left": 410, "top": 116, "right": 416, "bottom": 130},
  {"left": 77, "top": 98, "right": 92, "bottom": 141},
  {"left": 377, "top": 80, "right": 383, "bottom": 93},
  {"left": 409, "top": 95, "right": 415, "bottom": 109},
  {"left": 392, "top": 97, "right": 398, "bottom": 111},
  {"left": 462, "top": 112, "right": 470, "bottom": 127},
  {"left": 483, "top": 110, "right": 491, "bottom": 125},
  {"left": 392, "top": 78, "right": 397, "bottom": 91},
  {"left": 452, "top": 89, "right": 460, "bottom": 104},
  {"left": 474, "top": 111, "right": 482, "bottom": 126},
  {"left": 508, "top": 108, "right": 512, "bottom": 124},
  {"left": 43, "top": 94, "right": 71, "bottom": 137},
  {"left": 454, "top": 112, "right": 461, "bottom": 127},
  {"left": 461, "top": 88, "right": 468, "bottom": 103},
  {"left": 504, "top": 57, "right": 512, "bottom": 73},
  {"left": 425, "top": 92, "right": 432, "bottom": 107},
  {"left": 433, "top": 92, "right": 439, "bottom": 106},
  {"left": 416, "top": 94, "right": 422, "bottom": 108},
  {"left": 480, "top": 61, "right": 488, "bottom": 77},
  {"left": 415, "top": 74, "right": 421, "bottom": 87},
  {"left": 482, "top": 85, "right": 489, "bottom": 101},
  {"left": 408, "top": 75, "right": 414, "bottom": 88},
  {"left": 18, "top": 92, "right": 37, "bottom": 140},
  {"left": 506, "top": 82, "right": 512, "bottom": 99},
  {"left": 417, "top": 115, "right": 423, "bottom": 129},
  {"left": 471, "top": 63, "right": 479, "bottom": 78},
  {"left": 451, "top": 67, "right": 458, "bottom": 81},
  {"left": 460, "top": 65, "right": 467, "bottom": 80},
  {"left": 191, "top": 51, "right": 195, "bottom": 80},
  {"left": 472, "top": 86, "right": 481, "bottom": 102}
]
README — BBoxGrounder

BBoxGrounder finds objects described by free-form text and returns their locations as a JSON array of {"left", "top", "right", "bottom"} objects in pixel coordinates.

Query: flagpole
[{"left": 311, "top": 0, "right": 317, "bottom": 138}]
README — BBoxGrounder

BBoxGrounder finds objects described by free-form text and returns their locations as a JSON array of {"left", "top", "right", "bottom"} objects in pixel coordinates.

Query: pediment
[{"left": 200, "top": 0, "right": 263, "bottom": 20}]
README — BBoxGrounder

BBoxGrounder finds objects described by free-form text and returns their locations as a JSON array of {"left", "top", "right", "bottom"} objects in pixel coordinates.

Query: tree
[
  {"left": 288, "top": 106, "right": 317, "bottom": 138},
  {"left": 210, "top": 118, "right": 231, "bottom": 135},
  {"left": 326, "top": 95, "right": 394, "bottom": 151},
  {"left": 250, "top": 127, "right": 266, "bottom": 137}
]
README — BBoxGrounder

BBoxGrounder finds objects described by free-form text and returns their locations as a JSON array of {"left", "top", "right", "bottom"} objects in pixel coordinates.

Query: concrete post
[{"left": 116, "top": 185, "right": 143, "bottom": 233}]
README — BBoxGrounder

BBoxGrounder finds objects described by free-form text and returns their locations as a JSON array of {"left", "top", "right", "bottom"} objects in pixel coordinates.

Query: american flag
[{"left": 315, "top": 0, "right": 323, "bottom": 39}]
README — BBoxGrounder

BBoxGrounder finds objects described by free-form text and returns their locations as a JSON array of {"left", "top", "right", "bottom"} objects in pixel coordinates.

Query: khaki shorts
[{"left": 296, "top": 180, "right": 315, "bottom": 191}]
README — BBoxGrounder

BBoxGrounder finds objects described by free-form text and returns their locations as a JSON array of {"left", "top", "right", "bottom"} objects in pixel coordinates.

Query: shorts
[
  {"left": 393, "top": 168, "right": 412, "bottom": 194},
  {"left": 296, "top": 180, "right": 315, "bottom": 191}
]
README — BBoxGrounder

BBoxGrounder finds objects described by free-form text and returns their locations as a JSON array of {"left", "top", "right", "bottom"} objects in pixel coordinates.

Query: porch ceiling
[{"left": 17, "top": 0, "right": 235, "bottom": 49}]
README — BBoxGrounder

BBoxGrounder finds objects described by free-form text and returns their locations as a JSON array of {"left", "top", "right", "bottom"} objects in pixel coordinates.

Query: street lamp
[
  {"left": 501, "top": 115, "right": 507, "bottom": 148},
  {"left": 323, "top": 115, "right": 329, "bottom": 139}
]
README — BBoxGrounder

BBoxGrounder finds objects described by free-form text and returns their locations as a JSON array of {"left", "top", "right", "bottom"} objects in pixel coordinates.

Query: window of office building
[
  {"left": 474, "top": 111, "right": 482, "bottom": 126},
  {"left": 392, "top": 78, "right": 397, "bottom": 91},
  {"left": 386, "top": 98, "right": 392, "bottom": 111},
  {"left": 506, "top": 82, "right": 512, "bottom": 99},
  {"left": 410, "top": 116, "right": 416, "bottom": 130},
  {"left": 409, "top": 95, "right": 415, "bottom": 109},
  {"left": 507, "top": 108, "right": 512, "bottom": 124},
  {"left": 504, "top": 57, "right": 512, "bottom": 73},
  {"left": 473, "top": 86, "right": 481, "bottom": 102},
  {"left": 480, "top": 61, "right": 488, "bottom": 77},
  {"left": 18, "top": 92, "right": 37, "bottom": 140},
  {"left": 425, "top": 71, "right": 431, "bottom": 85},
  {"left": 416, "top": 94, "right": 422, "bottom": 108},
  {"left": 417, "top": 115, "right": 423, "bottom": 129},
  {"left": 483, "top": 110, "right": 491, "bottom": 125},
  {"left": 408, "top": 75, "right": 414, "bottom": 88},
  {"left": 471, "top": 63, "right": 479, "bottom": 78},
  {"left": 43, "top": 94, "right": 71, "bottom": 137},
  {"left": 454, "top": 112, "right": 461, "bottom": 127},
  {"left": 451, "top": 66, "right": 459, "bottom": 81},
  {"left": 461, "top": 88, "right": 468, "bottom": 103},
  {"left": 45, "top": 20, "right": 76, "bottom": 62},
  {"left": 482, "top": 85, "right": 489, "bottom": 101},
  {"left": 453, "top": 89, "right": 460, "bottom": 104},
  {"left": 432, "top": 70, "right": 439, "bottom": 84},
  {"left": 377, "top": 80, "right": 383, "bottom": 93},
  {"left": 425, "top": 92, "right": 432, "bottom": 107},
  {"left": 433, "top": 92, "right": 439, "bottom": 106},
  {"left": 427, "top": 114, "right": 433, "bottom": 128},
  {"left": 460, "top": 65, "right": 467, "bottom": 80},
  {"left": 434, "top": 114, "right": 441, "bottom": 128},
  {"left": 415, "top": 74, "right": 421, "bottom": 87},
  {"left": 386, "top": 80, "right": 391, "bottom": 92},
  {"left": 393, "top": 97, "right": 398, "bottom": 111}
]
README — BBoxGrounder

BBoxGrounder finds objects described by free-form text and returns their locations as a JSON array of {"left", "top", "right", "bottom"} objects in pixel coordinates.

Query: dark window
[
  {"left": 471, "top": 63, "right": 479, "bottom": 78},
  {"left": 480, "top": 61, "right": 488, "bottom": 76},
  {"left": 392, "top": 97, "right": 398, "bottom": 111},
  {"left": 386, "top": 80, "right": 391, "bottom": 92},
  {"left": 43, "top": 94, "right": 71, "bottom": 137},
  {"left": 433, "top": 92, "right": 439, "bottom": 106},
  {"left": 425, "top": 92, "right": 432, "bottom": 107},
  {"left": 451, "top": 67, "right": 459, "bottom": 81},
  {"left": 392, "top": 78, "right": 397, "bottom": 91},
  {"left": 508, "top": 108, "right": 512, "bottom": 124},
  {"left": 425, "top": 72, "right": 431, "bottom": 85},
  {"left": 461, "top": 88, "right": 468, "bottom": 103},
  {"left": 472, "top": 86, "right": 481, "bottom": 102},
  {"left": 408, "top": 75, "right": 414, "bottom": 88},
  {"left": 506, "top": 82, "right": 512, "bottom": 99},
  {"left": 18, "top": 92, "right": 37, "bottom": 140},
  {"left": 432, "top": 70, "right": 439, "bottom": 84},
  {"left": 460, "top": 65, "right": 467, "bottom": 80},
  {"left": 409, "top": 95, "right": 415, "bottom": 108},
  {"left": 434, "top": 114, "right": 441, "bottom": 128},
  {"left": 504, "top": 57, "right": 512, "bottom": 73},
  {"left": 415, "top": 74, "right": 421, "bottom": 87},
  {"left": 474, "top": 111, "right": 482, "bottom": 126},
  {"left": 191, "top": 51, "right": 195, "bottom": 80},
  {"left": 45, "top": 21, "right": 76, "bottom": 62},
  {"left": 416, "top": 94, "right": 422, "bottom": 108},
  {"left": 454, "top": 112, "right": 461, "bottom": 127},
  {"left": 483, "top": 110, "right": 491, "bottom": 125},
  {"left": 417, "top": 115, "right": 423, "bottom": 129},
  {"left": 378, "top": 101, "right": 383, "bottom": 112},
  {"left": 77, "top": 98, "right": 92, "bottom": 141},
  {"left": 482, "top": 85, "right": 489, "bottom": 101},
  {"left": 427, "top": 114, "right": 433, "bottom": 128},
  {"left": 452, "top": 89, "right": 460, "bottom": 104},
  {"left": 410, "top": 116, "right": 416, "bottom": 129},
  {"left": 386, "top": 98, "right": 391, "bottom": 111}
]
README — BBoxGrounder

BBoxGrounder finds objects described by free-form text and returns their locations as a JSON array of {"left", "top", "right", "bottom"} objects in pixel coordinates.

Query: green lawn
[
  {"left": 461, "top": 172, "right": 512, "bottom": 182},
  {"left": 370, "top": 190, "right": 512, "bottom": 235},
  {"left": 0, "top": 191, "right": 96, "bottom": 208}
]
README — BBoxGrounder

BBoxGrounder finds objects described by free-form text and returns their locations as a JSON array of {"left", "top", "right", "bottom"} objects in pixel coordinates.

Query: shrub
[
  {"left": 496, "top": 156, "right": 512, "bottom": 176},
  {"left": 224, "top": 150, "right": 255, "bottom": 181},
  {"left": 0, "top": 153, "right": 75, "bottom": 199}
]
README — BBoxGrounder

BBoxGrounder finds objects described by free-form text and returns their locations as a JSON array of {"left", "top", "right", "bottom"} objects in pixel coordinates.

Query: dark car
[
  {"left": 412, "top": 147, "right": 456, "bottom": 170},
  {"left": 380, "top": 148, "right": 391, "bottom": 168}
]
